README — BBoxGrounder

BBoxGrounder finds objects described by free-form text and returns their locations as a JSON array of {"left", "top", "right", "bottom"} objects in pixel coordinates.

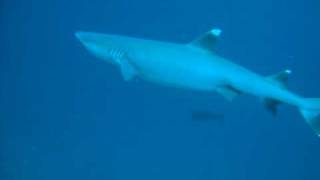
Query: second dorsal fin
[
  {"left": 189, "top": 29, "right": 222, "bottom": 51},
  {"left": 266, "top": 69, "right": 292, "bottom": 89},
  {"left": 263, "top": 69, "right": 292, "bottom": 115}
]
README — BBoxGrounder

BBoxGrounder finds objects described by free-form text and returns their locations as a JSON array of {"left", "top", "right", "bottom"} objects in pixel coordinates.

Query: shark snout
[
  {"left": 75, "top": 31, "right": 117, "bottom": 63},
  {"left": 75, "top": 31, "right": 103, "bottom": 59},
  {"left": 75, "top": 31, "right": 95, "bottom": 44},
  {"left": 75, "top": 31, "right": 100, "bottom": 55}
]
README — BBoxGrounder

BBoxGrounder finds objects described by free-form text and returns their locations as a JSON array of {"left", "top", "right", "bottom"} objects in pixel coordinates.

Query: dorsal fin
[
  {"left": 266, "top": 69, "right": 292, "bottom": 89},
  {"left": 189, "top": 29, "right": 222, "bottom": 51},
  {"left": 263, "top": 69, "right": 292, "bottom": 115}
]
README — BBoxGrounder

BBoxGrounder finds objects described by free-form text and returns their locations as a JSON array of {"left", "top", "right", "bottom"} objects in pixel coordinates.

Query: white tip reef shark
[{"left": 75, "top": 29, "right": 320, "bottom": 137}]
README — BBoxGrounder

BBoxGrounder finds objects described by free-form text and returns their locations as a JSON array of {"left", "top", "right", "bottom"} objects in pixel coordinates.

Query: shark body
[{"left": 76, "top": 29, "right": 320, "bottom": 137}]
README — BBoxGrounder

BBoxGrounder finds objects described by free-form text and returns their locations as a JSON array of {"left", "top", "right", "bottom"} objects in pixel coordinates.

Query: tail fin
[{"left": 300, "top": 98, "right": 320, "bottom": 137}]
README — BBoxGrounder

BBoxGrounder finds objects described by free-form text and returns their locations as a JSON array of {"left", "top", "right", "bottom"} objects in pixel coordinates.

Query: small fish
[{"left": 191, "top": 110, "right": 224, "bottom": 122}]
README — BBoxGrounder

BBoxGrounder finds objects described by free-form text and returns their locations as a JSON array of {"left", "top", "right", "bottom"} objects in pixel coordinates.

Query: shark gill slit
[{"left": 109, "top": 48, "right": 125, "bottom": 64}]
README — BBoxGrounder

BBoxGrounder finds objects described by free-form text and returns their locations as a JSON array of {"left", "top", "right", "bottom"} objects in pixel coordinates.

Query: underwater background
[{"left": 1, "top": 0, "right": 320, "bottom": 179}]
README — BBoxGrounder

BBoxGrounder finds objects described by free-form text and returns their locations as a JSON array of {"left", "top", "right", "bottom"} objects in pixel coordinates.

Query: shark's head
[{"left": 75, "top": 31, "right": 126, "bottom": 65}]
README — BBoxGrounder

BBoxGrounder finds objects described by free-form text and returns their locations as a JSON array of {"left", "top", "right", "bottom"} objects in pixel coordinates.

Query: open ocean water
[{"left": 1, "top": 0, "right": 320, "bottom": 179}]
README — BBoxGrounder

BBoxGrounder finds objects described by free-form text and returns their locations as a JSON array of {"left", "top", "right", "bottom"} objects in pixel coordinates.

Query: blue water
[{"left": 1, "top": 0, "right": 320, "bottom": 179}]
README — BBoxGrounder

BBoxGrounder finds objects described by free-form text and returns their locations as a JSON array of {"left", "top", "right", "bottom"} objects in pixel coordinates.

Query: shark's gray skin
[{"left": 75, "top": 29, "right": 320, "bottom": 137}]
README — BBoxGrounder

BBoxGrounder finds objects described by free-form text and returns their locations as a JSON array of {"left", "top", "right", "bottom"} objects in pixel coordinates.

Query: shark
[{"left": 75, "top": 29, "right": 320, "bottom": 137}]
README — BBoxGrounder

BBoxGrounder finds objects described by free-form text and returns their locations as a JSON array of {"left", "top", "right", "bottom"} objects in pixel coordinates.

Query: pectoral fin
[{"left": 119, "top": 58, "right": 137, "bottom": 81}]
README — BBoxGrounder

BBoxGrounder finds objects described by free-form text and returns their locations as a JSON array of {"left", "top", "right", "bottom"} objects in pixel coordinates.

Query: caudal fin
[{"left": 300, "top": 98, "right": 320, "bottom": 137}]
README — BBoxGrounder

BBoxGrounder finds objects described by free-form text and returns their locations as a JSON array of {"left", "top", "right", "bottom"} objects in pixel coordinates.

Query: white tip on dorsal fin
[
  {"left": 266, "top": 69, "right": 292, "bottom": 89},
  {"left": 189, "top": 28, "right": 222, "bottom": 51},
  {"left": 211, "top": 29, "right": 222, "bottom": 37}
]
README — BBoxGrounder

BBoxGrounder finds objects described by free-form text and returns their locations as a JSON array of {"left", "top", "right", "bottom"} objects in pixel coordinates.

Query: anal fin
[{"left": 263, "top": 98, "right": 281, "bottom": 116}]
